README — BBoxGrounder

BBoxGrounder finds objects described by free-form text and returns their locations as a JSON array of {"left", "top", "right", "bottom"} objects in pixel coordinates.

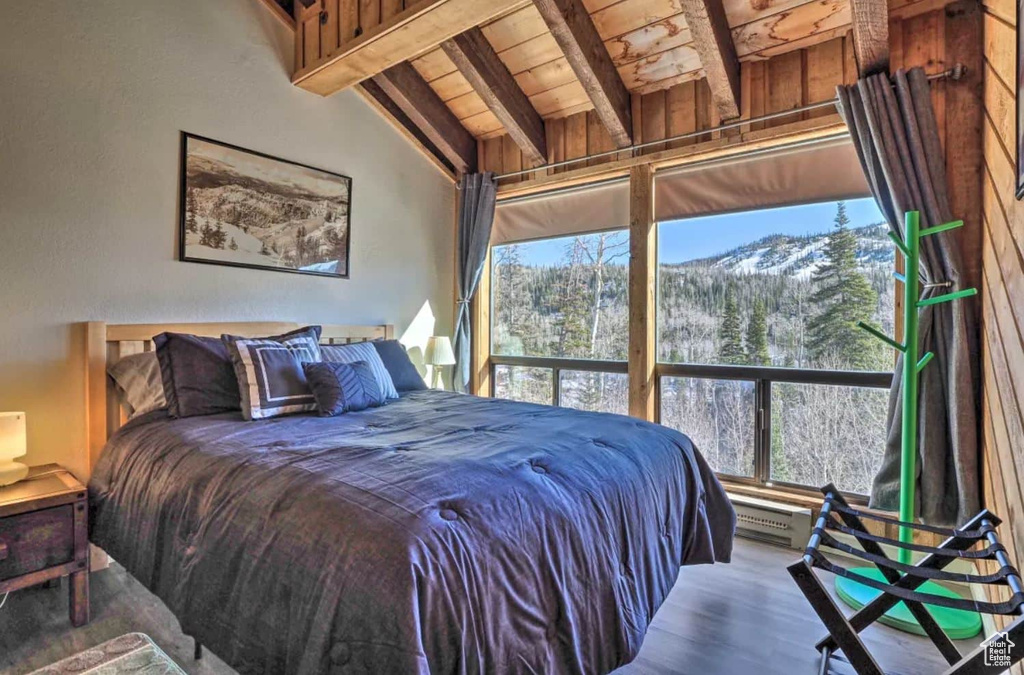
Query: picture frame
[{"left": 179, "top": 132, "right": 353, "bottom": 278}]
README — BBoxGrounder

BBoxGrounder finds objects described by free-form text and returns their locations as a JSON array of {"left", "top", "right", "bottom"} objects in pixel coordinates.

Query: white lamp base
[{"left": 0, "top": 461, "right": 29, "bottom": 486}]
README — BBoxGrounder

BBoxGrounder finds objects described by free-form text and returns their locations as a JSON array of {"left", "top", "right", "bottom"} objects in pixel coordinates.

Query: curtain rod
[{"left": 490, "top": 64, "right": 966, "bottom": 182}]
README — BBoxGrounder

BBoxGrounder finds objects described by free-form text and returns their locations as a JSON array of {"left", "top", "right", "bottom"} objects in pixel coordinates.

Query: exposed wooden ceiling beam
[
  {"left": 358, "top": 80, "right": 457, "bottom": 179},
  {"left": 441, "top": 29, "right": 547, "bottom": 165},
  {"left": 851, "top": 0, "right": 890, "bottom": 76},
  {"left": 372, "top": 62, "right": 478, "bottom": 174},
  {"left": 292, "top": 0, "right": 530, "bottom": 96},
  {"left": 531, "top": 0, "right": 633, "bottom": 148},
  {"left": 679, "top": 0, "right": 741, "bottom": 120}
]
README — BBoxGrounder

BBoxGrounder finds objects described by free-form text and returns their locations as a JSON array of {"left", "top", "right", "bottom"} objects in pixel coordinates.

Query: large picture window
[
  {"left": 483, "top": 157, "right": 894, "bottom": 497},
  {"left": 657, "top": 198, "right": 894, "bottom": 493}
]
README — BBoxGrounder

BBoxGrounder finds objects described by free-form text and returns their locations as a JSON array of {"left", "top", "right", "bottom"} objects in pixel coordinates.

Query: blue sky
[{"left": 500, "top": 198, "right": 886, "bottom": 266}]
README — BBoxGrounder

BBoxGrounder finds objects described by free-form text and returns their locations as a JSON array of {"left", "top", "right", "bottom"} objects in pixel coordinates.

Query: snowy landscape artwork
[{"left": 180, "top": 134, "right": 351, "bottom": 277}]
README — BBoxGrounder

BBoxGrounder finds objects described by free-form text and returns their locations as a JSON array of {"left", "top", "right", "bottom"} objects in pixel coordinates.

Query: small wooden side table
[{"left": 0, "top": 464, "right": 89, "bottom": 626}]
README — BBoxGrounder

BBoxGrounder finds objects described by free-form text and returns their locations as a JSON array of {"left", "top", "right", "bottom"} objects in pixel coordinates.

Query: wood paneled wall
[
  {"left": 293, "top": 0, "right": 408, "bottom": 72},
  {"left": 478, "top": 32, "right": 862, "bottom": 181},
  {"left": 979, "top": 0, "right": 1024, "bottom": 648}
]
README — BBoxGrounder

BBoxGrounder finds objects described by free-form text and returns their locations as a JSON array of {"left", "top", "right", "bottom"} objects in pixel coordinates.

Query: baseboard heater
[{"left": 727, "top": 492, "right": 813, "bottom": 550}]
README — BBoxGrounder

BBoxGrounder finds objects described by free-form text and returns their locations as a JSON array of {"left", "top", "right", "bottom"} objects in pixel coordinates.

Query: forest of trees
[{"left": 491, "top": 201, "right": 893, "bottom": 494}]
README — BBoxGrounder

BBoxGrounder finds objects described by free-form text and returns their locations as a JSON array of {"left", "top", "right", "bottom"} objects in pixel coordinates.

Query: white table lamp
[
  {"left": 424, "top": 336, "right": 456, "bottom": 390},
  {"left": 0, "top": 412, "right": 29, "bottom": 486}
]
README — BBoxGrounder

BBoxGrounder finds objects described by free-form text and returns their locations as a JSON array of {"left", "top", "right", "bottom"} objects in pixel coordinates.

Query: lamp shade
[
  {"left": 424, "top": 336, "right": 456, "bottom": 367},
  {"left": 0, "top": 412, "right": 27, "bottom": 461}
]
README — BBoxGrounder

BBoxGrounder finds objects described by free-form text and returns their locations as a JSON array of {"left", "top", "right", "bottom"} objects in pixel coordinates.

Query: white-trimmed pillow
[
  {"left": 321, "top": 343, "right": 399, "bottom": 400},
  {"left": 224, "top": 327, "right": 323, "bottom": 420}
]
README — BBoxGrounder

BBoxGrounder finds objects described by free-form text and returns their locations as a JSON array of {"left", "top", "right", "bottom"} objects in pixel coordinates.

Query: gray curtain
[
  {"left": 453, "top": 172, "right": 497, "bottom": 394},
  {"left": 837, "top": 67, "right": 979, "bottom": 526}
]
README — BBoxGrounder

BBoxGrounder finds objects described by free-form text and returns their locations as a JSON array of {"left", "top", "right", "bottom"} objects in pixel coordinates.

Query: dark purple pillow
[
  {"left": 303, "top": 361, "right": 386, "bottom": 416},
  {"left": 154, "top": 332, "right": 241, "bottom": 418},
  {"left": 372, "top": 339, "right": 427, "bottom": 392}
]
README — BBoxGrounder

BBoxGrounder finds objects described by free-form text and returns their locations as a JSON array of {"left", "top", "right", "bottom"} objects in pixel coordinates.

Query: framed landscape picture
[{"left": 180, "top": 133, "right": 352, "bottom": 277}]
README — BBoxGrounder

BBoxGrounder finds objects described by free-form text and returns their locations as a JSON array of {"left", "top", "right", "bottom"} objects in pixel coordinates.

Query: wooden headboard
[{"left": 83, "top": 321, "right": 394, "bottom": 478}]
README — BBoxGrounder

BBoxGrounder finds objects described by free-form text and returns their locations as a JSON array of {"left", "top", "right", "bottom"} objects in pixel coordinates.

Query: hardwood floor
[{"left": 0, "top": 539, "right": 980, "bottom": 675}]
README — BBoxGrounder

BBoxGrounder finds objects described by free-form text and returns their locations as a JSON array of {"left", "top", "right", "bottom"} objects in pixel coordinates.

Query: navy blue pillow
[
  {"left": 372, "top": 340, "right": 427, "bottom": 392},
  {"left": 154, "top": 332, "right": 241, "bottom": 418},
  {"left": 303, "top": 361, "right": 386, "bottom": 416}
]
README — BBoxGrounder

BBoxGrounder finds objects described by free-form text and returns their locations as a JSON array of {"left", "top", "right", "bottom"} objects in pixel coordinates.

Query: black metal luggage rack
[{"left": 789, "top": 484, "right": 1024, "bottom": 675}]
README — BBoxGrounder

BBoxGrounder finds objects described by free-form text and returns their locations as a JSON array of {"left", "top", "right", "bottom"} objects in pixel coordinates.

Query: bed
[{"left": 82, "top": 321, "right": 736, "bottom": 675}]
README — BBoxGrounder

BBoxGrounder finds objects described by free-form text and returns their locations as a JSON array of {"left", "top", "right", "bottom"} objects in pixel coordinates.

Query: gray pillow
[{"left": 108, "top": 352, "right": 167, "bottom": 419}]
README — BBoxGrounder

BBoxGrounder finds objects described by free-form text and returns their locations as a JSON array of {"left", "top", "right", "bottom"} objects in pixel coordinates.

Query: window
[
  {"left": 657, "top": 198, "right": 894, "bottom": 492},
  {"left": 492, "top": 231, "right": 629, "bottom": 361},
  {"left": 490, "top": 229, "right": 629, "bottom": 415}
]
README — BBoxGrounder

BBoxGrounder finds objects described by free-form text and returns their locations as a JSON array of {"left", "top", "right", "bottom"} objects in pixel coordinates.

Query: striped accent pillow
[
  {"left": 303, "top": 361, "right": 386, "bottom": 416},
  {"left": 321, "top": 343, "right": 399, "bottom": 400},
  {"left": 224, "top": 327, "right": 323, "bottom": 420}
]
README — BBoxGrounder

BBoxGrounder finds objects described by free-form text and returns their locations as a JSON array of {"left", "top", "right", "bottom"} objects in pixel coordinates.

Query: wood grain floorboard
[{"left": 0, "top": 539, "right": 980, "bottom": 674}]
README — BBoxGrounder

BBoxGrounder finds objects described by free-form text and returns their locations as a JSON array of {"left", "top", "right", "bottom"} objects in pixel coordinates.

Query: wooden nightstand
[{"left": 0, "top": 464, "right": 89, "bottom": 626}]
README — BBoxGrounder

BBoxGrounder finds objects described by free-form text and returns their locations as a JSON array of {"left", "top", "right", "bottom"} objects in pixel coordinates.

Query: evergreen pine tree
[
  {"left": 719, "top": 292, "right": 745, "bottom": 365},
  {"left": 555, "top": 239, "right": 593, "bottom": 358},
  {"left": 229, "top": 237, "right": 238, "bottom": 251},
  {"left": 807, "top": 202, "right": 880, "bottom": 369},
  {"left": 199, "top": 223, "right": 214, "bottom": 248},
  {"left": 746, "top": 300, "right": 771, "bottom": 365},
  {"left": 212, "top": 224, "right": 227, "bottom": 250},
  {"left": 185, "top": 188, "right": 199, "bottom": 234}
]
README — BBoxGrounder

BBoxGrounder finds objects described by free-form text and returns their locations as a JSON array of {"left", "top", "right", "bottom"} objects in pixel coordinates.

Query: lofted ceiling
[
  {"left": 274, "top": 0, "right": 929, "bottom": 175},
  {"left": 408, "top": 0, "right": 848, "bottom": 139}
]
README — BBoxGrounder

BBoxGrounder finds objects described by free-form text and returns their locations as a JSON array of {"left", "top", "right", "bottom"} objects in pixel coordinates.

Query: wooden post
[
  {"left": 628, "top": 165, "right": 656, "bottom": 421},
  {"left": 470, "top": 250, "right": 492, "bottom": 396}
]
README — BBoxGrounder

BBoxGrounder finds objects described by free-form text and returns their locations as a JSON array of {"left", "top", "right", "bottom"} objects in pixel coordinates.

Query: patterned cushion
[
  {"left": 224, "top": 327, "right": 323, "bottom": 420},
  {"left": 321, "top": 343, "right": 399, "bottom": 400},
  {"left": 303, "top": 361, "right": 387, "bottom": 416}
]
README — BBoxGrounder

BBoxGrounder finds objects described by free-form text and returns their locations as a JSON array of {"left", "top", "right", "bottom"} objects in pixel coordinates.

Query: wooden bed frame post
[{"left": 85, "top": 321, "right": 108, "bottom": 476}]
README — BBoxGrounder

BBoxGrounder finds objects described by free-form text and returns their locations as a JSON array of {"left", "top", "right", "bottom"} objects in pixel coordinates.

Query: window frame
[
  {"left": 654, "top": 361, "right": 892, "bottom": 495},
  {"left": 483, "top": 183, "right": 895, "bottom": 501}
]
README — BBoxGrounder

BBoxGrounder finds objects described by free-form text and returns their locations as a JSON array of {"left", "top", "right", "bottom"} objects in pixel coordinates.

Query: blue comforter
[{"left": 89, "top": 390, "right": 735, "bottom": 675}]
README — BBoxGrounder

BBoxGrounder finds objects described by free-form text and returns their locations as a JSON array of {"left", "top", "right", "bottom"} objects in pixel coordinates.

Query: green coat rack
[{"left": 833, "top": 210, "right": 981, "bottom": 638}]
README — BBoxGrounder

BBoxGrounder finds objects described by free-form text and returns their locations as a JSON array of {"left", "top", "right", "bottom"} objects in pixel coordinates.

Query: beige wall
[{"left": 0, "top": 0, "right": 455, "bottom": 479}]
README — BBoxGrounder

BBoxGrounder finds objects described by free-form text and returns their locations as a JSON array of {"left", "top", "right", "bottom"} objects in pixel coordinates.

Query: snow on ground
[{"left": 184, "top": 217, "right": 287, "bottom": 268}]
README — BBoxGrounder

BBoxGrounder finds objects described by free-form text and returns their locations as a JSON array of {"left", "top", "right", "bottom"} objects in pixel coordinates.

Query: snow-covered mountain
[{"left": 677, "top": 223, "right": 893, "bottom": 279}]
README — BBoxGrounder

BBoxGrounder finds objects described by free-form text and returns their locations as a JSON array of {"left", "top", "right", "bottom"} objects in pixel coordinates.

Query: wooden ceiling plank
[
  {"left": 606, "top": 15, "right": 694, "bottom": 66},
  {"left": 732, "top": 0, "right": 849, "bottom": 59},
  {"left": 372, "top": 62, "right": 478, "bottom": 173},
  {"left": 481, "top": 4, "right": 551, "bottom": 52},
  {"left": 443, "top": 28, "right": 549, "bottom": 164},
  {"left": 532, "top": 0, "right": 634, "bottom": 147},
  {"left": 678, "top": 0, "right": 741, "bottom": 119},
  {"left": 293, "top": 0, "right": 531, "bottom": 96},
  {"left": 590, "top": 0, "right": 687, "bottom": 40},
  {"left": 850, "top": 0, "right": 890, "bottom": 75}
]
